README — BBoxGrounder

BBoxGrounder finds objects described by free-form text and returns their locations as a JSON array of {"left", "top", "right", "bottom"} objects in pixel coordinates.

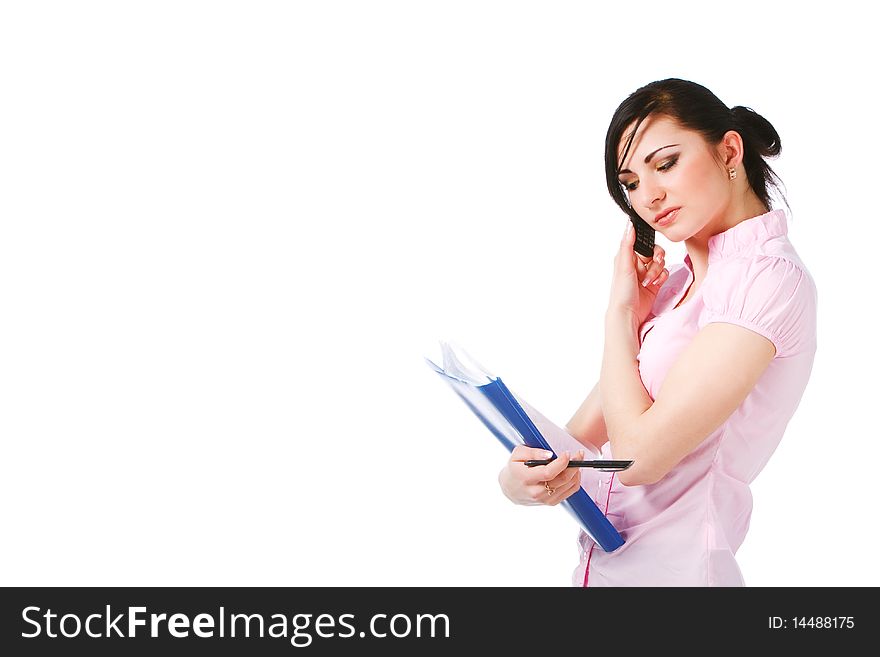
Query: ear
[{"left": 718, "top": 130, "right": 745, "bottom": 169}]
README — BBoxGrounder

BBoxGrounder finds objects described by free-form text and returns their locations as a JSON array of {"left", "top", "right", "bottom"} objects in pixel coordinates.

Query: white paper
[{"left": 511, "top": 392, "right": 602, "bottom": 459}]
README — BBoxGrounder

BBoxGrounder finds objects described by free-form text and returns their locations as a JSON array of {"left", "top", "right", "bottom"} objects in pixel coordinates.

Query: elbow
[
  {"left": 608, "top": 438, "right": 655, "bottom": 487},
  {"left": 617, "top": 469, "right": 650, "bottom": 487},
  {"left": 616, "top": 461, "right": 662, "bottom": 487},
  {"left": 612, "top": 427, "right": 664, "bottom": 487}
]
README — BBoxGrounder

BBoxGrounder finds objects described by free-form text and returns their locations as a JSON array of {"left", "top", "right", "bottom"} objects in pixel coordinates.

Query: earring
[{"left": 728, "top": 167, "right": 737, "bottom": 180}]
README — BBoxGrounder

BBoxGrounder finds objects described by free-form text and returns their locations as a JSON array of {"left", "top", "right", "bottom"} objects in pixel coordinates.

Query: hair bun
[{"left": 731, "top": 105, "right": 781, "bottom": 157}]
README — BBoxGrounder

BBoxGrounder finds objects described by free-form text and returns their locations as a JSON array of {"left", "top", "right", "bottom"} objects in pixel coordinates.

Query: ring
[{"left": 544, "top": 481, "right": 555, "bottom": 496}]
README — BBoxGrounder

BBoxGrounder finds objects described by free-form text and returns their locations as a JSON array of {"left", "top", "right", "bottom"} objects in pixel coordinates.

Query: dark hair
[{"left": 604, "top": 78, "right": 787, "bottom": 220}]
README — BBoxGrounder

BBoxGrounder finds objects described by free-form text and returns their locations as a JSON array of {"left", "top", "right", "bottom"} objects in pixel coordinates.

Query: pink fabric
[{"left": 572, "top": 208, "right": 818, "bottom": 587}]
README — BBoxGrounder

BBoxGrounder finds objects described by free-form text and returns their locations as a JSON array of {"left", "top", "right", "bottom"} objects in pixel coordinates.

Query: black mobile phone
[{"left": 630, "top": 214, "right": 655, "bottom": 259}]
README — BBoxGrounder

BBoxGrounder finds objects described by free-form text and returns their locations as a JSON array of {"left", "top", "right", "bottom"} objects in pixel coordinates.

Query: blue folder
[{"left": 425, "top": 342, "right": 624, "bottom": 553}]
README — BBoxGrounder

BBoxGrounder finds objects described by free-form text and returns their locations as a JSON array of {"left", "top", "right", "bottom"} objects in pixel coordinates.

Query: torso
[{"left": 674, "top": 281, "right": 699, "bottom": 310}]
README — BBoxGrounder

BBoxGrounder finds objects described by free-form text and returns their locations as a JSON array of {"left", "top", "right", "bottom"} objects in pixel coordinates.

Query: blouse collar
[{"left": 706, "top": 208, "right": 788, "bottom": 265}]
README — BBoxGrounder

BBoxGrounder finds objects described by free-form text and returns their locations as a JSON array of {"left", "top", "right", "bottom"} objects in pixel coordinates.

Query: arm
[
  {"left": 564, "top": 380, "right": 609, "bottom": 453},
  {"left": 601, "top": 308, "right": 776, "bottom": 487}
]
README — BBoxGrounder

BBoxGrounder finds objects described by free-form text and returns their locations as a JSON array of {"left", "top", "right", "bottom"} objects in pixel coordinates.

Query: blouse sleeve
[{"left": 697, "top": 255, "right": 816, "bottom": 358}]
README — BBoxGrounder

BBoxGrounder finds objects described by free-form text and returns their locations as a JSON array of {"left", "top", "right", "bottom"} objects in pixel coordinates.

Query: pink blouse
[{"left": 572, "top": 208, "right": 818, "bottom": 586}]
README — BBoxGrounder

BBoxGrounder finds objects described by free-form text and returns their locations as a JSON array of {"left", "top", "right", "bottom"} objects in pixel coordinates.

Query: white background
[{"left": 0, "top": 1, "right": 875, "bottom": 587}]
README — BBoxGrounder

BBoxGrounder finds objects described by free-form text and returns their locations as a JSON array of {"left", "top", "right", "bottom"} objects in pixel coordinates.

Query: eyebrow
[{"left": 617, "top": 144, "right": 680, "bottom": 176}]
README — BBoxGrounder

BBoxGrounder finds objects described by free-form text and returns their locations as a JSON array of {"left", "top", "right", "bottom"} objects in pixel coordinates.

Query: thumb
[
  {"left": 621, "top": 219, "right": 636, "bottom": 248},
  {"left": 620, "top": 220, "right": 637, "bottom": 264}
]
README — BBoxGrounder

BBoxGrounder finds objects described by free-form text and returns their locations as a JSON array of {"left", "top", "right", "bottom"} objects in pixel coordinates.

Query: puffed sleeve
[{"left": 697, "top": 255, "right": 817, "bottom": 358}]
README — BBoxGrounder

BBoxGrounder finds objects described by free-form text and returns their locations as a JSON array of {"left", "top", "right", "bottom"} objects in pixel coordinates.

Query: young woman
[{"left": 497, "top": 78, "right": 818, "bottom": 586}]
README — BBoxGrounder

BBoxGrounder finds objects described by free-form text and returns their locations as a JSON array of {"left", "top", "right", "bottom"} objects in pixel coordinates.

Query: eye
[
  {"left": 657, "top": 156, "right": 678, "bottom": 171},
  {"left": 620, "top": 156, "right": 679, "bottom": 192}
]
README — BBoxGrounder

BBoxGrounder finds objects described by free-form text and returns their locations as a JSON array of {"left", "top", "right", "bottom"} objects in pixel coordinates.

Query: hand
[
  {"left": 498, "top": 446, "right": 585, "bottom": 507},
  {"left": 608, "top": 220, "right": 670, "bottom": 325}
]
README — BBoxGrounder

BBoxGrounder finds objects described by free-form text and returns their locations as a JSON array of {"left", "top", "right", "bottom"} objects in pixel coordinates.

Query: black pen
[{"left": 524, "top": 459, "right": 633, "bottom": 471}]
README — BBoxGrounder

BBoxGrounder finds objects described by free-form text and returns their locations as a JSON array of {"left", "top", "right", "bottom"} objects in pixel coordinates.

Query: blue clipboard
[{"left": 425, "top": 343, "right": 625, "bottom": 553}]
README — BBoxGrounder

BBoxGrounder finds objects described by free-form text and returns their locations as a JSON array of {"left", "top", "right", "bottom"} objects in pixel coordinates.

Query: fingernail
[{"left": 543, "top": 451, "right": 553, "bottom": 459}]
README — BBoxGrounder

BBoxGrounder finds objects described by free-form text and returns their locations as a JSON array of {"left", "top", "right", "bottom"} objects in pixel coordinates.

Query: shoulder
[
  {"left": 700, "top": 254, "right": 817, "bottom": 358},
  {"left": 706, "top": 251, "right": 815, "bottom": 299},
  {"left": 710, "top": 233, "right": 816, "bottom": 295}
]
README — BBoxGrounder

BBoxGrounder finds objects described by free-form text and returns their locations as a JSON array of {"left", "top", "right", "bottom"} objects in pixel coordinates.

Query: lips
[{"left": 656, "top": 208, "right": 680, "bottom": 226}]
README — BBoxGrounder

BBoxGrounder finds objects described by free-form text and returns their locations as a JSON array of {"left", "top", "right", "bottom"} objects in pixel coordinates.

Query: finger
[
  {"left": 545, "top": 450, "right": 585, "bottom": 488},
  {"left": 511, "top": 445, "right": 554, "bottom": 462},
  {"left": 523, "top": 450, "right": 571, "bottom": 485},
  {"left": 532, "top": 483, "right": 555, "bottom": 503},
  {"left": 544, "top": 450, "right": 572, "bottom": 479},
  {"left": 652, "top": 244, "right": 666, "bottom": 261},
  {"left": 649, "top": 268, "right": 670, "bottom": 288},
  {"left": 620, "top": 219, "right": 635, "bottom": 249},
  {"left": 559, "top": 453, "right": 587, "bottom": 494},
  {"left": 639, "top": 247, "right": 664, "bottom": 269},
  {"left": 637, "top": 256, "right": 653, "bottom": 272},
  {"left": 638, "top": 245, "right": 663, "bottom": 276},
  {"left": 641, "top": 258, "right": 667, "bottom": 287},
  {"left": 555, "top": 474, "right": 587, "bottom": 505},
  {"left": 568, "top": 449, "right": 586, "bottom": 484},
  {"left": 546, "top": 466, "right": 581, "bottom": 491},
  {"left": 546, "top": 471, "right": 584, "bottom": 506}
]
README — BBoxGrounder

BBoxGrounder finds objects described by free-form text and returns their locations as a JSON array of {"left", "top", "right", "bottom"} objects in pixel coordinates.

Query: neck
[{"left": 683, "top": 192, "right": 769, "bottom": 286}]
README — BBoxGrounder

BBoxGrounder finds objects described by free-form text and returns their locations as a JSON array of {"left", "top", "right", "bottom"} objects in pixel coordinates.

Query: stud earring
[{"left": 728, "top": 167, "right": 737, "bottom": 180}]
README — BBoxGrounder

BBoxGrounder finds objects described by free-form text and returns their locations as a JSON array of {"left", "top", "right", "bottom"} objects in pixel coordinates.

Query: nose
[{"left": 639, "top": 178, "right": 665, "bottom": 210}]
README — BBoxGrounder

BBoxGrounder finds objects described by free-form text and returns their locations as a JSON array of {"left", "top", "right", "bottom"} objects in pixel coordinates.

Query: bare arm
[
  {"left": 601, "top": 309, "right": 776, "bottom": 486},
  {"left": 564, "top": 380, "right": 609, "bottom": 453}
]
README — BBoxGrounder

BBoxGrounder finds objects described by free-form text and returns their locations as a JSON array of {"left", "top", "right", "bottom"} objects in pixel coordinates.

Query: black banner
[{"left": 0, "top": 587, "right": 867, "bottom": 654}]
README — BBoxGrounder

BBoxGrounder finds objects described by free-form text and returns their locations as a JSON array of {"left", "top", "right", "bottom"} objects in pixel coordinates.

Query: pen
[{"left": 524, "top": 459, "right": 633, "bottom": 471}]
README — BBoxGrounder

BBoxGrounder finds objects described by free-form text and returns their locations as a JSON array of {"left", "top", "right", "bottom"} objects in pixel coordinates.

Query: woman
[{"left": 498, "top": 78, "right": 818, "bottom": 586}]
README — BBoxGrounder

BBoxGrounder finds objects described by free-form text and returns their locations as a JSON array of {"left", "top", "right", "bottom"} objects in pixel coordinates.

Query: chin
[
  {"left": 657, "top": 226, "right": 685, "bottom": 243},
  {"left": 660, "top": 221, "right": 697, "bottom": 242}
]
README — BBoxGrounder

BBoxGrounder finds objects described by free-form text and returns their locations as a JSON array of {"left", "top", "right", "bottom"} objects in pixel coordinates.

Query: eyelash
[{"left": 622, "top": 156, "right": 679, "bottom": 192}]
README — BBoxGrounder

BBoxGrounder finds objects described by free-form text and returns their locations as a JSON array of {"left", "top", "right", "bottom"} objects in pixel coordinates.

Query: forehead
[{"left": 617, "top": 115, "right": 692, "bottom": 168}]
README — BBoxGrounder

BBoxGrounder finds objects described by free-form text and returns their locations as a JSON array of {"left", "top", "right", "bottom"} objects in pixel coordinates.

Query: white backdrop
[{"left": 1, "top": 1, "right": 874, "bottom": 586}]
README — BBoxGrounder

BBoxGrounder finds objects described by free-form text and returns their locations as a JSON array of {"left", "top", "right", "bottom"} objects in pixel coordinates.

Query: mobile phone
[{"left": 630, "top": 214, "right": 655, "bottom": 259}]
